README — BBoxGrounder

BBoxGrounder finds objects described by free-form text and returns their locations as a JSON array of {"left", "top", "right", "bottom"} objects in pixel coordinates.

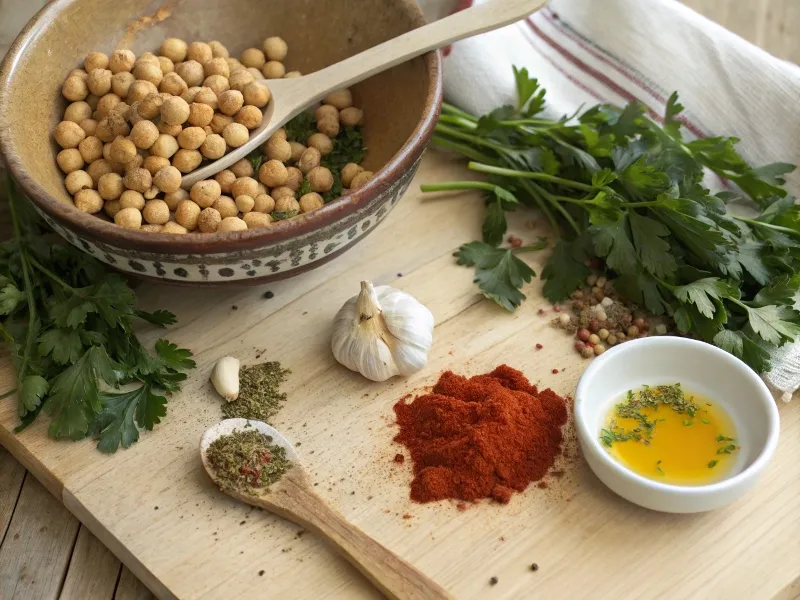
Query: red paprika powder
[{"left": 393, "top": 365, "right": 568, "bottom": 504}]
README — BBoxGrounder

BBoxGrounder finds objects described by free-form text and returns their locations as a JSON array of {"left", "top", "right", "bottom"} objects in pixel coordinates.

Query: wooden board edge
[
  {"left": 0, "top": 427, "right": 63, "bottom": 499},
  {"left": 62, "top": 488, "right": 177, "bottom": 600}
]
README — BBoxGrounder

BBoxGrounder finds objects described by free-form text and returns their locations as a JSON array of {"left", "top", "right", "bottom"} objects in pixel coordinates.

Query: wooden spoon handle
[
  {"left": 262, "top": 475, "right": 453, "bottom": 600},
  {"left": 297, "top": 0, "right": 547, "bottom": 104}
]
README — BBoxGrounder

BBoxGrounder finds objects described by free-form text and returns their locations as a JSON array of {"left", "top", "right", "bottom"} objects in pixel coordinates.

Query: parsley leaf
[
  {"left": 628, "top": 211, "right": 677, "bottom": 279},
  {"left": 483, "top": 201, "right": 507, "bottom": 247},
  {"left": 246, "top": 148, "right": 263, "bottom": 171},
  {"left": 284, "top": 111, "right": 316, "bottom": 142},
  {"left": 672, "top": 278, "right": 734, "bottom": 319},
  {"left": 744, "top": 304, "right": 800, "bottom": 346},
  {"left": 19, "top": 375, "right": 48, "bottom": 415},
  {"left": 38, "top": 329, "right": 84, "bottom": 365},
  {"left": 135, "top": 309, "right": 178, "bottom": 327},
  {"left": 541, "top": 238, "right": 590, "bottom": 303},
  {"left": 455, "top": 241, "right": 544, "bottom": 312},
  {"left": 590, "top": 215, "right": 638, "bottom": 275},
  {"left": 0, "top": 284, "right": 24, "bottom": 315},
  {"left": 93, "top": 385, "right": 167, "bottom": 453}
]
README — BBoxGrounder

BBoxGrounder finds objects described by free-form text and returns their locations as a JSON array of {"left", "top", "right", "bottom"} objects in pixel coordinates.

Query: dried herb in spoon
[{"left": 207, "top": 428, "right": 291, "bottom": 494}]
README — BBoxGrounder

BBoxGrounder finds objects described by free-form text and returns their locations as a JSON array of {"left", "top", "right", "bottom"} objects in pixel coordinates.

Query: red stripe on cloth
[
  {"left": 443, "top": 0, "right": 475, "bottom": 57},
  {"left": 541, "top": 8, "right": 708, "bottom": 138},
  {"left": 526, "top": 17, "right": 663, "bottom": 121}
]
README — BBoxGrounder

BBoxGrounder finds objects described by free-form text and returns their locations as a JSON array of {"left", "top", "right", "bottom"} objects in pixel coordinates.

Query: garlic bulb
[{"left": 331, "top": 281, "right": 434, "bottom": 382}]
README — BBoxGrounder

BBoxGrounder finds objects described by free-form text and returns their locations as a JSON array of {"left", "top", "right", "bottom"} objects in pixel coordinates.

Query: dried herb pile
[{"left": 222, "top": 361, "right": 290, "bottom": 422}]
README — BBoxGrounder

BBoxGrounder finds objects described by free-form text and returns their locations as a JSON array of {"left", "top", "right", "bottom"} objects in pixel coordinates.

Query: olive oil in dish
[{"left": 600, "top": 384, "right": 739, "bottom": 485}]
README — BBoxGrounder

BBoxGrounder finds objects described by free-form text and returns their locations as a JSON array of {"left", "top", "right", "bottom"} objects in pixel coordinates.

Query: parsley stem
[
  {"left": 499, "top": 119, "right": 559, "bottom": 127},
  {"left": 420, "top": 181, "right": 506, "bottom": 194},
  {"left": 441, "top": 102, "right": 478, "bottom": 122},
  {"left": 516, "top": 179, "right": 560, "bottom": 234},
  {"left": 527, "top": 182, "right": 581, "bottom": 235},
  {"left": 467, "top": 162, "right": 597, "bottom": 192},
  {"left": 7, "top": 181, "right": 37, "bottom": 391},
  {"left": 435, "top": 124, "right": 507, "bottom": 153},
  {"left": 438, "top": 114, "right": 478, "bottom": 129},
  {"left": 512, "top": 238, "right": 549, "bottom": 252},
  {"left": 731, "top": 216, "right": 800, "bottom": 237},
  {"left": 27, "top": 255, "right": 75, "bottom": 292},
  {"left": 431, "top": 136, "right": 494, "bottom": 163}
]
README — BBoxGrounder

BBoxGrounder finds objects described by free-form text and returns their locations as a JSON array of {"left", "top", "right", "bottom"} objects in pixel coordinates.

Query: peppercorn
[
  {"left": 594, "top": 344, "right": 606, "bottom": 356},
  {"left": 627, "top": 325, "right": 640, "bottom": 337},
  {"left": 581, "top": 346, "right": 594, "bottom": 358},
  {"left": 577, "top": 328, "right": 590, "bottom": 342}
]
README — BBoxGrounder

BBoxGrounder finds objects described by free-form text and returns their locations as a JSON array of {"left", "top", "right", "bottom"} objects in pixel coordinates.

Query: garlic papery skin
[
  {"left": 211, "top": 356, "right": 240, "bottom": 402},
  {"left": 331, "top": 281, "right": 434, "bottom": 382}
]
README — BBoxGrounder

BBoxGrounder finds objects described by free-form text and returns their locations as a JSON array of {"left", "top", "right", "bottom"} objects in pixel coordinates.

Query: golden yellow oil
[{"left": 601, "top": 386, "right": 738, "bottom": 486}]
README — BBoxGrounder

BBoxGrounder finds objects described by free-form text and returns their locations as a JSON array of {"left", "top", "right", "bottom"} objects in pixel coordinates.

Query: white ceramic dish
[{"left": 574, "top": 336, "right": 780, "bottom": 513}]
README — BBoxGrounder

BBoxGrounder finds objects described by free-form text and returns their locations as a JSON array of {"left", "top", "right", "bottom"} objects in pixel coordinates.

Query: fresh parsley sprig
[
  {"left": 425, "top": 67, "right": 800, "bottom": 372},
  {"left": 1, "top": 179, "right": 195, "bottom": 452}
]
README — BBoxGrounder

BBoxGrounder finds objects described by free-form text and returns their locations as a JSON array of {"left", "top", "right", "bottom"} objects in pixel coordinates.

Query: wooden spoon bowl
[{"left": 0, "top": 0, "right": 442, "bottom": 285}]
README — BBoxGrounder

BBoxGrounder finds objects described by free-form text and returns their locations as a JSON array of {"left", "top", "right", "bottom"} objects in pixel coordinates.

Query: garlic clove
[{"left": 211, "top": 356, "right": 240, "bottom": 401}]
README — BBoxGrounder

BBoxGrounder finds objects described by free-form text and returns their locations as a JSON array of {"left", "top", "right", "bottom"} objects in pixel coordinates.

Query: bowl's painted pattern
[{"left": 35, "top": 158, "right": 421, "bottom": 283}]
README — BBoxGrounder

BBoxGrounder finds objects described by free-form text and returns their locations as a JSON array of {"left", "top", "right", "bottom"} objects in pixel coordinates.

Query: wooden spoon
[
  {"left": 200, "top": 418, "right": 453, "bottom": 600},
  {"left": 181, "top": 0, "right": 547, "bottom": 188}
]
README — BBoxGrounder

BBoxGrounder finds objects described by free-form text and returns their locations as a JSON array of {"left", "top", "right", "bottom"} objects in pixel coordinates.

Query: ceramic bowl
[
  {"left": 0, "top": 0, "right": 442, "bottom": 285},
  {"left": 574, "top": 336, "right": 779, "bottom": 513}
]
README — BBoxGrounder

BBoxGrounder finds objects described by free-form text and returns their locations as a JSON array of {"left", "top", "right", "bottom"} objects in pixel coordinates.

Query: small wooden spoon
[
  {"left": 200, "top": 418, "right": 452, "bottom": 600},
  {"left": 181, "top": 0, "right": 546, "bottom": 188}
]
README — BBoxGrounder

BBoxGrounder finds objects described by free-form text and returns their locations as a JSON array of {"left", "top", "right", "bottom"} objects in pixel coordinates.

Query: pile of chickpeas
[{"left": 55, "top": 36, "right": 374, "bottom": 234}]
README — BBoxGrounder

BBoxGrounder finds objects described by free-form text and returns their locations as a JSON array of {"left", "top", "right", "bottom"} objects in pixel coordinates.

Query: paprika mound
[{"left": 393, "top": 365, "right": 568, "bottom": 504}]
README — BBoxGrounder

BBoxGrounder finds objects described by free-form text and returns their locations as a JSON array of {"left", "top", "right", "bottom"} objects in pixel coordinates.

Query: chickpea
[
  {"left": 127, "top": 80, "right": 158, "bottom": 103},
  {"left": 69, "top": 68, "right": 89, "bottom": 80},
  {"left": 299, "top": 192, "right": 324, "bottom": 213},
  {"left": 200, "top": 57, "right": 228, "bottom": 79},
  {"left": 64, "top": 101, "right": 91, "bottom": 123},
  {"left": 256, "top": 182, "right": 268, "bottom": 196},
  {"left": 253, "top": 193, "right": 275, "bottom": 213},
  {"left": 150, "top": 134, "right": 179, "bottom": 158},
  {"left": 97, "top": 172, "right": 124, "bottom": 200},
  {"left": 225, "top": 57, "right": 243, "bottom": 71},
  {"left": 197, "top": 207, "right": 222, "bottom": 233},
  {"left": 172, "top": 149, "right": 202, "bottom": 173},
  {"left": 79, "top": 118, "right": 98, "bottom": 137},
  {"left": 203, "top": 74, "right": 230, "bottom": 97},
  {"left": 235, "top": 105, "right": 262, "bottom": 129},
  {"left": 65, "top": 170, "right": 93, "bottom": 194},
  {"left": 73, "top": 188, "right": 104, "bottom": 213},
  {"left": 229, "top": 70, "right": 255, "bottom": 92},
  {"left": 114, "top": 207, "right": 142, "bottom": 229},
  {"left": 143, "top": 155, "right": 171, "bottom": 176},
  {"left": 157, "top": 56, "right": 174, "bottom": 74},
  {"left": 243, "top": 82, "right": 270, "bottom": 108},
  {"left": 160, "top": 72, "right": 188, "bottom": 96},
  {"left": 274, "top": 196, "right": 299, "bottom": 213},
  {"left": 157, "top": 122, "right": 182, "bottom": 137},
  {"left": 177, "top": 126, "right": 206, "bottom": 150},
  {"left": 341, "top": 162, "right": 364, "bottom": 188},
  {"left": 119, "top": 189, "right": 145, "bottom": 210},
  {"left": 160, "top": 189, "right": 186, "bottom": 212},
  {"left": 160, "top": 38, "right": 188, "bottom": 62},
  {"left": 230, "top": 158, "right": 254, "bottom": 178},
  {"left": 307, "top": 166, "right": 333, "bottom": 193},
  {"left": 54, "top": 121, "right": 86, "bottom": 149},
  {"left": 104, "top": 200, "right": 121, "bottom": 218},
  {"left": 84, "top": 51, "right": 109, "bottom": 72},
  {"left": 140, "top": 224, "right": 163, "bottom": 233},
  {"left": 57, "top": 149, "right": 84, "bottom": 173},
  {"left": 223, "top": 122, "right": 248, "bottom": 148},
  {"left": 173, "top": 199, "right": 200, "bottom": 230},
  {"left": 204, "top": 172, "right": 232, "bottom": 197},
  {"left": 261, "top": 36, "right": 287, "bottom": 61},
  {"left": 186, "top": 102, "right": 213, "bottom": 128},
  {"left": 123, "top": 167, "right": 152, "bottom": 193},
  {"left": 234, "top": 194, "right": 255, "bottom": 213},
  {"left": 94, "top": 117, "right": 117, "bottom": 143},
  {"left": 297, "top": 147, "right": 321, "bottom": 174},
  {"left": 261, "top": 61, "right": 285, "bottom": 80},
  {"left": 242, "top": 211, "right": 269, "bottom": 229},
  {"left": 284, "top": 142, "right": 304, "bottom": 164},
  {"left": 257, "top": 159, "right": 287, "bottom": 187},
  {"left": 176, "top": 60, "right": 205, "bottom": 87},
  {"left": 316, "top": 117, "right": 340, "bottom": 138},
  {"left": 132, "top": 61, "right": 162, "bottom": 87},
  {"left": 86, "top": 159, "right": 113, "bottom": 184},
  {"left": 187, "top": 42, "right": 213, "bottom": 65},
  {"left": 218, "top": 216, "right": 248, "bottom": 232},
  {"left": 285, "top": 166, "right": 303, "bottom": 191},
  {"left": 85, "top": 68, "right": 111, "bottom": 97},
  {"left": 159, "top": 221, "right": 186, "bottom": 234},
  {"left": 213, "top": 196, "right": 238, "bottom": 219},
  {"left": 158, "top": 96, "right": 189, "bottom": 126},
  {"left": 340, "top": 107, "right": 365, "bottom": 128},
  {"left": 230, "top": 176, "right": 258, "bottom": 199},
  {"left": 280, "top": 70, "right": 300, "bottom": 78},
  {"left": 130, "top": 120, "right": 159, "bottom": 150},
  {"left": 111, "top": 101, "right": 131, "bottom": 120},
  {"left": 350, "top": 170, "right": 374, "bottom": 190},
  {"left": 141, "top": 199, "right": 169, "bottom": 225},
  {"left": 271, "top": 128, "right": 287, "bottom": 141},
  {"left": 197, "top": 133, "right": 225, "bottom": 160},
  {"left": 62, "top": 76, "right": 89, "bottom": 101},
  {"left": 107, "top": 73, "right": 133, "bottom": 100},
  {"left": 208, "top": 40, "right": 229, "bottom": 58},
  {"left": 181, "top": 86, "right": 201, "bottom": 103},
  {"left": 307, "top": 132, "right": 333, "bottom": 155},
  {"left": 102, "top": 143, "right": 125, "bottom": 173},
  {"left": 190, "top": 179, "right": 221, "bottom": 208},
  {"left": 193, "top": 87, "right": 218, "bottom": 110},
  {"left": 271, "top": 187, "right": 295, "bottom": 201},
  {"left": 314, "top": 104, "right": 338, "bottom": 123},
  {"left": 217, "top": 90, "right": 244, "bottom": 116},
  {"left": 108, "top": 49, "right": 135, "bottom": 74},
  {"left": 109, "top": 136, "right": 137, "bottom": 164},
  {"left": 324, "top": 89, "right": 353, "bottom": 110},
  {"left": 85, "top": 94, "right": 99, "bottom": 110},
  {"left": 124, "top": 154, "right": 144, "bottom": 173},
  {"left": 264, "top": 137, "right": 292, "bottom": 163},
  {"left": 209, "top": 113, "right": 233, "bottom": 134},
  {"left": 152, "top": 165, "right": 181, "bottom": 193},
  {"left": 138, "top": 52, "right": 160, "bottom": 65}
]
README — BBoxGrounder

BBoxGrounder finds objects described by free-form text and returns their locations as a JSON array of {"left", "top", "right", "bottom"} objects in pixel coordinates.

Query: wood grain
[
  {"left": 0, "top": 446, "right": 25, "bottom": 545},
  {"left": 59, "top": 527, "right": 122, "bottom": 600},
  {"left": 0, "top": 477, "right": 79, "bottom": 600},
  {"left": 114, "top": 567, "right": 155, "bottom": 600}
]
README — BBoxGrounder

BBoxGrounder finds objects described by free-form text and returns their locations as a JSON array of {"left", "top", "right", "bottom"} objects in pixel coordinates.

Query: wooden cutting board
[{"left": 0, "top": 151, "right": 798, "bottom": 600}]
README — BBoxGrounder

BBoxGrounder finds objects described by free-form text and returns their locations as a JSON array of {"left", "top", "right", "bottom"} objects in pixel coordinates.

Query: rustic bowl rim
[{"left": 0, "top": 0, "right": 443, "bottom": 255}]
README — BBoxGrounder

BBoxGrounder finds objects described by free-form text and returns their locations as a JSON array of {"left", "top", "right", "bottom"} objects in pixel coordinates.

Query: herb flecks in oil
[
  {"left": 222, "top": 362, "right": 290, "bottom": 423},
  {"left": 207, "top": 429, "right": 291, "bottom": 494}
]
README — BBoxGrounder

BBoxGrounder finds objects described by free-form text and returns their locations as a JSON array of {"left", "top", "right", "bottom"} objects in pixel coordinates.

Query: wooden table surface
[{"left": 1, "top": 1, "right": 798, "bottom": 599}]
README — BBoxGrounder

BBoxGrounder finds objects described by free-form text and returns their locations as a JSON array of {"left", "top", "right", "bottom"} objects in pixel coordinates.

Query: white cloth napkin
[{"left": 420, "top": 0, "right": 800, "bottom": 400}]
